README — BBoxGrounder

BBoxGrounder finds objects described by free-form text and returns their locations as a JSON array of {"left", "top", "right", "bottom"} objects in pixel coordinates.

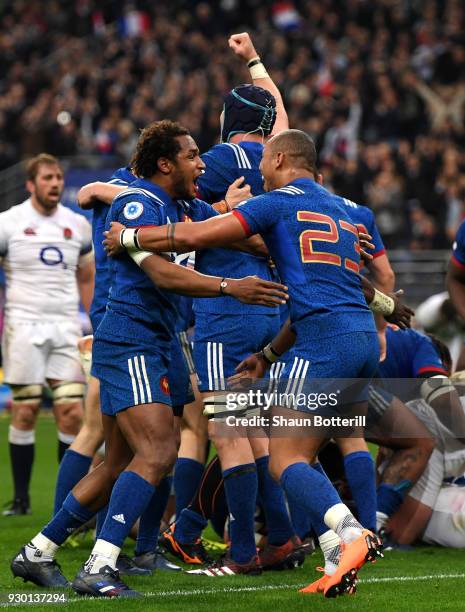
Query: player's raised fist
[{"left": 228, "top": 32, "right": 258, "bottom": 62}]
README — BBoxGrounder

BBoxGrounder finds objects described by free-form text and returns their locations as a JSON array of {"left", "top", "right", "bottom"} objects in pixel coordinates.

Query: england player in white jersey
[{"left": 0, "top": 154, "right": 94, "bottom": 516}]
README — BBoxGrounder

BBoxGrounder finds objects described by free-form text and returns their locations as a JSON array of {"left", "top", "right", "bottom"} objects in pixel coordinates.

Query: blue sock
[
  {"left": 174, "top": 507, "right": 208, "bottom": 544},
  {"left": 281, "top": 462, "right": 341, "bottom": 537},
  {"left": 344, "top": 451, "right": 377, "bottom": 531},
  {"left": 53, "top": 450, "right": 92, "bottom": 516},
  {"left": 43, "top": 493, "right": 94, "bottom": 545},
  {"left": 136, "top": 476, "right": 172, "bottom": 555},
  {"left": 288, "top": 497, "right": 312, "bottom": 540},
  {"left": 377, "top": 482, "right": 409, "bottom": 516},
  {"left": 255, "top": 455, "right": 294, "bottom": 545},
  {"left": 223, "top": 463, "right": 258, "bottom": 564},
  {"left": 95, "top": 504, "right": 108, "bottom": 539},
  {"left": 174, "top": 458, "right": 204, "bottom": 518},
  {"left": 99, "top": 471, "right": 154, "bottom": 548}
]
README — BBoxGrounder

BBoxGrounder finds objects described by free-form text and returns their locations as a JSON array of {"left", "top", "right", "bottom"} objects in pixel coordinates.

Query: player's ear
[
  {"left": 26, "top": 179, "right": 35, "bottom": 194},
  {"left": 157, "top": 157, "right": 173, "bottom": 175},
  {"left": 275, "top": 151, "right": 284, "bottom": 169},
  {"left": 316, "top": 172, "right": 324, "bottom": 185}
]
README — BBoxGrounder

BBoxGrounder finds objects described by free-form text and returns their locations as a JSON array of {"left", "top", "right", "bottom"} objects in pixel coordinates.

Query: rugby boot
[
  {"left": 11, "top": 546, "right": 69, "bottom": 588},
  {"left": 72, "top": 565, "right": 140, "bottom": 598},
  {"left": 115, "top": 553, "right": 151, "bottom": 576},
  {"left": 258, "top": 536, "right": 306, "bottom": 570},
  {"left": 187, "top": 554, "right": 262, "bottom": 576},
  {"left": 133, "top": 548, "right": 182, "bottom": 572},
  {"left": 160, "top": 524, "right": 212, "bottom": 565}
]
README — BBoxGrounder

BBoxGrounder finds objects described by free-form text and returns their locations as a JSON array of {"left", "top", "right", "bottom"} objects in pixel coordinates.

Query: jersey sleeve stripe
[
  {"left": 372, "top": 248, "right": 386, "bottom": 259},
  {"left": 238, "top": 146, "right": 251, "bottom": 169},
  {"left": 417, "top": 366, "right": 449, "bottom": 375},
  {"left": 451, "top": 254, "right": 465, "bottom": 270},
  {"left": 108, "top": 178, "right": 129, "bottom": 185},
  {"left": 225, "top": 143, "right": 242, "bottom": 168},
  {"left": 232, "top": 210, "right": 253, "bottom": 236}
]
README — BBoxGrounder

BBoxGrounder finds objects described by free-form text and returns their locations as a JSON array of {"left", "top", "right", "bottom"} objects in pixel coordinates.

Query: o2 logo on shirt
[
  {"left": 40, "top": 246, "right": 66, "bottom": 269},
  {"left": 124, "top": 201, "right": 144, "bottom": 220}
]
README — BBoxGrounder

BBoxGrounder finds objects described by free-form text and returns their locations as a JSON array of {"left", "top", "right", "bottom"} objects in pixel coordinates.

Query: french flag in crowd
[
  {"left": 272, "top": 1, "right": 301, "bottom": 30},
  {"left": 118, "top": 9, "right": 150, "bottom": 37}
]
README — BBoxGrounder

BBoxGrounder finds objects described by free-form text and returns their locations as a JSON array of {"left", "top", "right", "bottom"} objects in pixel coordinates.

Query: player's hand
[
  {"left": 225, "top": 176, "right": 252, "bottom": 209},
  {"left": 384, "top": 290, "right": 415, "bottom": 329},
  {"left": 226, "top": 276, "right": 288, "bottom": 307},
  {"left": 228, "top": 352, "right": 269, "bottom": 388},
  {"left": 228, "top": 32, "right": 259, "bottom": 63},
  {"left": 103, "top": 221, "right": 127, "bottom": 256},
  {"left": 358, "top": 229, "right": 375, "bottom": 263}
]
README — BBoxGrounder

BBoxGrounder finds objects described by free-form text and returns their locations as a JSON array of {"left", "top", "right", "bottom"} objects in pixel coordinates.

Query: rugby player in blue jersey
[
  {"left": 106, "top": 129, "right": 416, "bottom": 596},
  {"left": 10, "top": 121, "right": 288, "bottom": 598}
]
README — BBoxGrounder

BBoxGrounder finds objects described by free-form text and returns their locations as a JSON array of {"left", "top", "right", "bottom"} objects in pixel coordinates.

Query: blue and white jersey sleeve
[
  {"left": 109, "top": 166, "right": 134, "bottom": 186},
  {"left": 341, "top": 198, "right": 385, "bottom": 257},
  {"left": 113, "top": 190, "right": 164, "bottom": 229},
  {"left": 189, "top": 199, "right": 220, "bottom": 222},
  {"left": 452, "top": 220, "right": 465, "bottom": 269},
  {"left": 197, "top": 145, "right": 237, "bottom": 203}
]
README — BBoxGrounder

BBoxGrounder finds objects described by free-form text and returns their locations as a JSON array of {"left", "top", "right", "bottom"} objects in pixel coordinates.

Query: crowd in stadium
[{"left": 0, "top": 0, "right": 464, "bottom": 249}]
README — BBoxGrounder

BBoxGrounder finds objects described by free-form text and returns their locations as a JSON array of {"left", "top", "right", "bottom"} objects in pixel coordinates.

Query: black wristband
[
  {"left": 247, "top": 58, "right": 262, "bottom": 68},
  {"left": 133, "top": 228, "right": 141, "bottom": 250},
  {"left": 220, "top": 277, "right": 227, "bottom": 295}
]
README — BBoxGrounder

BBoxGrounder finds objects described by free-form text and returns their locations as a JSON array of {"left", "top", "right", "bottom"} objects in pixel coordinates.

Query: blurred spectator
[{"left": 0, "top": 0, "right": 464, "bottom": 249}]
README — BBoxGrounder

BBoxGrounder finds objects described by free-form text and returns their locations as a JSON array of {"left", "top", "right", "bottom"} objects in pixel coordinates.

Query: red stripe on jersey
[
  {"left": 232, "top": 210, "right": 253, "bottom": 237},
  {"left": 372, "top": 249, "right": 386, "bottom": 259},
  {"left": 451, "top": 254, "right": 465, "bottom": 270},
  {"left": 417, "top": 366, "right": 448, "bottom": 376}
]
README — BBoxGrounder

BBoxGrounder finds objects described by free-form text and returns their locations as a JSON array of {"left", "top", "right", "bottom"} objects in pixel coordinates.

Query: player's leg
[
  {"left": 2, "top": 320, "right": 45, "bottom": 516},
  {"left": 249, "top": 435, "right": 304, "bottom": 569},
  {"left": 174, "top": 332, "right": 208, "bottom": 518},
  {"left": 336, "top": 436, "right": 377, "bottom": 532},
  {"left": 53, "top": 375, "right": 104, "bottom": 515},
  {"left": 73, "top": 402, "right": 177, "bottom": 596},
  {"left": 11, "top": 413, "right": 133, "bottom": 588},
  {"left": 47, "top": 321, "right": 86, "bottom": 462},
  {"left": 422, "top": 485, "right": 465, "bottom": 547}
]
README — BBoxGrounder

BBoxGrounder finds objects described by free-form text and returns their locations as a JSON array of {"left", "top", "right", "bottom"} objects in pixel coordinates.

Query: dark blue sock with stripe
[
  {"left": 223, "top": 463, "right": 258, "bottom": 564},
  {"left": 98, "top": 471, "right": 155, "bottom": 548},
  {"left": 43, "top": 493, "right": 94, "bottom": 545},
  {"left": 53, "top": 450, "right": 92, "bottom": 516},
  {"left": 255, "top": 455, "right": 294, "bottom": 545},
  {"left": 174, "top": 458, "right": 204, "bottom": 518},
  {"left": 136, "top": 476, "right": 172, "bottom": 555}
]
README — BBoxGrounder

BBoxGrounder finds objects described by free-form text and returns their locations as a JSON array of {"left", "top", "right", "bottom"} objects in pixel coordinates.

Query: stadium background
[{"left": 0, "top": 0, "right": 464, "bottom": 607}]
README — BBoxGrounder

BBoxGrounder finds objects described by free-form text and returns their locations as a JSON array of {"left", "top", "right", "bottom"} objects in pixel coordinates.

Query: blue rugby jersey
[
  {"left": 89, "top": 166, "right": 133, "bottom": 330},
  {"left": 452, "top": 219, "right": 465, "bottom": 269},
  {"left": 194, "top": 141, "right": 277, "bottom": 315},
  {"left": 338, "top": 197, "right": 385, "bottom": 258},
  {"left": 233, "top": 178, "right": 376, "bottom": 339},
  {"left": 379, "top": 327, "right": 448, "bottom": 379},
  {"left": 97, "top": 178, "right": 182, "bottom": 344}
]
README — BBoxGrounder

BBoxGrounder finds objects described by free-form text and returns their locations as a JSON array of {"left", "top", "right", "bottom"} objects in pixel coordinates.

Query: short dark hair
[
  {"left": 269, "top": 129, "right": 317, "bottom": 173},
  {"left": 26, "top": 153, "right": 61, "bottom": 180},
  {"left": 131, "top": 120, "right": 190, "bottom": 178},
  {"left": 427, "top": 333, "right": 452, "bottom": 375}
]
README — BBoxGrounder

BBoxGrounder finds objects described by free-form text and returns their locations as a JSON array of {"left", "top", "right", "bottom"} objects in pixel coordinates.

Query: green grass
[{"left": 1, "top": 415, "right": 464, "bottom": 611}]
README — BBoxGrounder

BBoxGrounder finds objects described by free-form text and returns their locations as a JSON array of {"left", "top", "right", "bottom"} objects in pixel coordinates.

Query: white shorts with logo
[
  {"left": 2, "top": 319, "right": 84, "bottom": 385},
  {"left": 423, "top": 485, "right": 465, "bottom": 547}
]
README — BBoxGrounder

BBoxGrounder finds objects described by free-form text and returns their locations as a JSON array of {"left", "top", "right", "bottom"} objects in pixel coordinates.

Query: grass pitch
[{"left": 0, "top": 415, "right": 464, "bottom": 611}]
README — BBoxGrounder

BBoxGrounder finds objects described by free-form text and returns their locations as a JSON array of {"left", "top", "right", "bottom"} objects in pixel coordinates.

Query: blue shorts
[
  {"left": 194, "top": 313, "right": 280, "bottom": 392},
  {"left": 169, "top": 334, "right": 195, "bottom": 414},
  {"left": 92, "top": 337, "right": 172, "bottom": 416},
  {"left": 279, "top": 331, "right": 379, "bottom": 414}
]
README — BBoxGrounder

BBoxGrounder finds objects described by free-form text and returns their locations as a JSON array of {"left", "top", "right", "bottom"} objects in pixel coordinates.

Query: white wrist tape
[
  {"left": 128, "top": 248, "right": 152, "bottom": 266},
  {"left": 121, "top": 228, "right": 138, "bottom": 249},
  {"left": 249, "top": 61, "right": 269, "bottom": 80},
  {"left": 262, "top": 343, "right": 280, "bottom": 363},
  {"left": 420, "top": 375, "right": 453, "bottom": 404},
  {"left": 369, "top": 288, "right": 395, "bottom": 316}
]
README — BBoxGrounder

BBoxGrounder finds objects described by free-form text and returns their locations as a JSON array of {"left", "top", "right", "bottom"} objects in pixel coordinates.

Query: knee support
[
  {"left": 420, "top": 375, "right": 455, "bottom": 404},
  {"left": 12, "top": 384, "right": 42, "bottom": 405},
  {"left": 52, "top": 382, "right": 85, "bottom": 405}
]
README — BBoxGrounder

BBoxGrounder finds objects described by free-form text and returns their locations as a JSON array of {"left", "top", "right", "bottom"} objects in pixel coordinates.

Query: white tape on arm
[
  {"left": 369, "top": 288, "right": 395, "bottom": 316},
  {"left": 128, "top": 248, "right": 152, "bottom": 266}
]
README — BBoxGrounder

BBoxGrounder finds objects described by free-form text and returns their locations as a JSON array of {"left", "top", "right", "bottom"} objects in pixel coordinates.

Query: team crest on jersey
[
  {"left": 160, "top": 376, "right": 170, "bottom": 395},
  {"left": 24, "top": 227, "right": 36, "bottom": 235},
  {"left": 124, "top": 201, "right": 144, "bottom": 220},
  {"left": 63, "top": 227, "right": 73, "bottom": 239}
]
